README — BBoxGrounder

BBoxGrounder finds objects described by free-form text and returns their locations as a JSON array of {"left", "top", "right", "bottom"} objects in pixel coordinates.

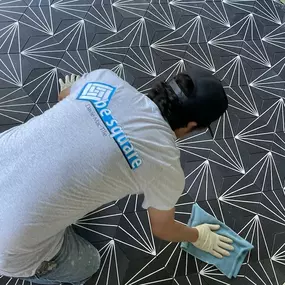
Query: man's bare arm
[{"left": 148, "top": 207, "right": 198, "bottom": 242}]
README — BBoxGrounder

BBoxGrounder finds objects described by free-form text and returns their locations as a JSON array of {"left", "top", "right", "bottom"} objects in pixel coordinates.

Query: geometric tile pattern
[{"left": 0, "top": 1, "right": 285, "bottom": 285}]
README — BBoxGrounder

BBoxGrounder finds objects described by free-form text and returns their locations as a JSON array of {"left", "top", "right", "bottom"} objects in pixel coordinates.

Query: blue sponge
[{"left": 181, "top": 203, "right": 254, "bottom": 279}]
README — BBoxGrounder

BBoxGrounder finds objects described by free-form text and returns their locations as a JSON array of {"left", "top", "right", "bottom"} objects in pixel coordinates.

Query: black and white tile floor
[{"left": 1, "top": 0, "right": 285, "bottom": 284}]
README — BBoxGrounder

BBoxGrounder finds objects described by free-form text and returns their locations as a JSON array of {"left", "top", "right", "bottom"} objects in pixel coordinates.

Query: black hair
[{"left": 148, "top": 72, "right": 228, "bottom": 130}]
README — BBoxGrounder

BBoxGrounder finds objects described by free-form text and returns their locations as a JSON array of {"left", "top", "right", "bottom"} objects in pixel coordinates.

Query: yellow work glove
[
  {"left": 59, "top": 74, "right": 81, "bottom": 92},
  {"left": 193, "top": 224, "right": 234, "bottom": 258}
]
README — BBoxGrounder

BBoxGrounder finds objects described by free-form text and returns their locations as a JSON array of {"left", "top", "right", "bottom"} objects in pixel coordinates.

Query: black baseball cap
[{"left": 168, "top": 71, "right": 228, "bottom": 137}]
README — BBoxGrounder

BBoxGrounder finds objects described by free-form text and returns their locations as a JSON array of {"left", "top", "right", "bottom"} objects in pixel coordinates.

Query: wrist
[{"left": 189, "top": 227, "right": 199, "bottom": 243}]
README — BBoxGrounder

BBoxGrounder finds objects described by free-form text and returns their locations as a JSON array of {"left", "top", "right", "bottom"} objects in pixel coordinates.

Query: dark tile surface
[{"left": 1, "top": 1, "right": 285, "bottom": 285}]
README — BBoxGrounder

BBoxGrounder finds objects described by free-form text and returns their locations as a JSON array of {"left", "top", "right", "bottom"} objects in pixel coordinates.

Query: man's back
[{"left": 0, "top": 69, "right": 184, "bottom": 277}]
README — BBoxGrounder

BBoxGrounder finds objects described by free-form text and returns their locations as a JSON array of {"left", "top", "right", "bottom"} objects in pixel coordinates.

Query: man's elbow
[
  {"left": 151, "top": 221, "right": 173, "bottom": 240},
  {"left": 148, "top": 207, "right": 176, "bottom": 240},
  {"left": 152, "top": 226, "right": 163, "bottom": 239}
]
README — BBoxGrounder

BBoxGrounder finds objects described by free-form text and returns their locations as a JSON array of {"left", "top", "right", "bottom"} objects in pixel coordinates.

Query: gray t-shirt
[{"left": 0, "top": 69, "right": 185, "bottom": 277}]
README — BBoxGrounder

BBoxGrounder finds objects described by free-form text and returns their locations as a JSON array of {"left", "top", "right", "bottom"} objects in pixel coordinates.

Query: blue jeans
[{"left": 22, "top": 227, "right": 101, "bottom": 285}]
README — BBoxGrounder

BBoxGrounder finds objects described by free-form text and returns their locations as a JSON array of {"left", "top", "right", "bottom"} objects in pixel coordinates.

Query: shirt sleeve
[{"left": 142, "top": 164, "right": 185, "bottom": 211}]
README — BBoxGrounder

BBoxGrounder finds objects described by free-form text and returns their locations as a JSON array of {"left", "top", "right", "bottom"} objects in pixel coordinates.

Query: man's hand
[
  {"left": 58, "top": 74, "right": 80, "bottom": 101},
  {"left": 59, "top": 74, "right": 80, "bottom": 91},
  {"left": 148, "top": 207, "right": 234, "bottom": 258},
  {"left": 192, "top": 224, "right": 234, "bottom": 258}
]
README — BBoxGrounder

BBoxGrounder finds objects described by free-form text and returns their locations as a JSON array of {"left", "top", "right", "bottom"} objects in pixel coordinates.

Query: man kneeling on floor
[{"left": 0, "top": 69, "right": 234, "bottom": 284}]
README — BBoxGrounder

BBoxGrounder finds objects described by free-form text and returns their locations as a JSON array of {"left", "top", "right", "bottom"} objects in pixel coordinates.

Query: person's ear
[
  {"left": 186, "top": 121, "right": 197, "bottom": 132},
  {"left": 174, "top": 122, "right": 198, "bottom": 138}
]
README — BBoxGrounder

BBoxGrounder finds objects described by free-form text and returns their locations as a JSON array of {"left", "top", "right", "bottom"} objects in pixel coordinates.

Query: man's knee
[{"left": 85, "top": 244, "right": 101, "bottom": 276}]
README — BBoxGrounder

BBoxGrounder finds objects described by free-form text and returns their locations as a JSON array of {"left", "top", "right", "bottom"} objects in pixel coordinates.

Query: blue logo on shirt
[
  {"left": 77, "top": 82, "right": 142, "bottom": 170},
  {"left": 78, "top": 82, "right": 116, "bottom": 105}
]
